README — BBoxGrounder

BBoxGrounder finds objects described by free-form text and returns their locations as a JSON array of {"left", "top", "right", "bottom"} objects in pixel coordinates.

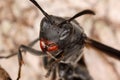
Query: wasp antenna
[
  {"left": 59, "top": 10, "right": 95, "bottom": 26},
  {"left": 68, "top": 10, "right": 95, "bottom": 22},
  {"left": 30, "top": 0, "right": 53, "bottom": 23}
]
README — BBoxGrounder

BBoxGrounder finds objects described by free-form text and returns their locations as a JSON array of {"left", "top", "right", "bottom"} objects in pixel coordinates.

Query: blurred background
[{"left": 0, "top": 0, "right": 120, "bottom": 80}]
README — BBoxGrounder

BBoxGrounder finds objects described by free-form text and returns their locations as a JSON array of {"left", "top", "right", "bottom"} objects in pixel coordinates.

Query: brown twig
[{"left": 0, "top": 66, "right": 12, "bottom": 80}]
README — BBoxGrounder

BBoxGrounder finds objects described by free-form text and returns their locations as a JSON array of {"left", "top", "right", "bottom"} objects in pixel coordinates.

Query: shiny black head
[{"left": 30, "top": 0, "right": 95, "bottom": 52}]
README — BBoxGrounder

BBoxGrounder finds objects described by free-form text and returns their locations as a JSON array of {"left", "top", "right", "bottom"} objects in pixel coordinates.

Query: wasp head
[
  {"left": 30, "top": 0, "right": 95, "bottom": 53},
  {"left": 40, "top": 16, "right": 73, "bottom": 52}
]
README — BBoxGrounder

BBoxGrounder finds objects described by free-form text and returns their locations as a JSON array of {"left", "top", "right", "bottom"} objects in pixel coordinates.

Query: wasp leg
[
  {"left": 45, "top": 66, "right": 52, "bottom": 78},
  {"left": 44, "top": 58, "right": 57, "bottom": 78},
  {"left": 0, "top": 38, "right": 40, "bottom": 59},
  {"left": 43, "top": 50, "right": 64, "bottom": 79},
  {"left": 28, "top": 38, "right": 39, "bottom": 47},
  {"left": 43, "top": 50, "right": 64, "bottom": 70},
  {"left": 51, "top": 66, "right": 57, "bottom": 80},
  {"left": 17, "top": 44, "right": 45, "bottom": 80},
  {"left": 45, "top": 63, "right": 57, "bottom": 80},
  {"left": 43, "top": 56, "right": 49, "bottom": 69},
  {"left": 18, "top": 44, "right": 45, "bottom": 69},
  {"left": 85, "top": 37, "right": 120, "bottom": 60},
  {"left": 43, "top": 56, "right": 55, "bottom": 78},
  {"left": 48, "top": 50, "right": 64, "bottom": 66},
  {"left": 0, "top": 53, "right": 16, "bottom": 59}
]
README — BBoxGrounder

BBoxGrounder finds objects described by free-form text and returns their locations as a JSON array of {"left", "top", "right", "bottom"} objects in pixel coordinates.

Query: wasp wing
[{"left": 85, "top": 38, "right": 120, "bottom": 60}]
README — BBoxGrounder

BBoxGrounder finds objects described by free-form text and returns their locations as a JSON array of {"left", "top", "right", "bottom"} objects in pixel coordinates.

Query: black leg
[
  {"left": 44, "top": 59, "right": 58, "bottom": 78},
  {"left": 43, "top": 50, "right": 64, "bottom": 79},
  {"left": 16, "top": 38, "right": 45, "bottom": 80},
  {"left": 17, "top": 45, "right": 45, "bottom": 80},
  {"left": 18, "top": 44, "right": 45, "bottom": 67},
  {"left": 28, "top": 38, "right": 39, "bottom": 47},
  {"left": 0, "top": 53, "right": 16, "bottom": 59},
  {"left": 45, "top": 67, "right": 52, "bottom": 78},
  {"left": 0, "top": 38, "right": 40, "bottom": 59},
  {"left": 43, "top": 56, "right": 49, "bottom": 69},
  {"left": 47, "top": 50, "right": 64, "bottom": 66},
  {"left": 43, "top": 56, "right": 55, "bottom": 78},
  {"left": 51, "top": 67, "right": 57, "bottom": 80}
]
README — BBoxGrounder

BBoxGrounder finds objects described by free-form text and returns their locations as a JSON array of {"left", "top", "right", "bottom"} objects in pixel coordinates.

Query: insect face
[
  {"left": 40, "top": 16, "right": 72, "bottom": 41},
  {"left": 40, "top": 16, "right": 72, "bottom": 52},
  {"left": 39, "top": 15, "right": 86, "bottom": 55}
]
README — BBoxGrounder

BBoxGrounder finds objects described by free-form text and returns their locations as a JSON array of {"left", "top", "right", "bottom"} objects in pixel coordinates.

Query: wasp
[{"left": 0, "top": 0, "right": 119, "bottom": 80}]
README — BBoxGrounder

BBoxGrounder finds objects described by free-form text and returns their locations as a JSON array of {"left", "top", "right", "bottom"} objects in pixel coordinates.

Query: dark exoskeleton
[
  {"left": 58, "top": 57, "right": 93, "bottom": 80},
  {"left": 8, "top": 0, "right": 119, "bottom": 80}
]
